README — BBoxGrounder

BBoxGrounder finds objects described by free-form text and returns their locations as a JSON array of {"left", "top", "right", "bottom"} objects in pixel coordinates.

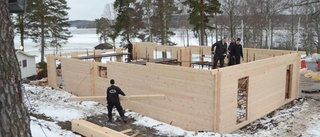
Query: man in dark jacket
[
  {"left": 125, "top": 40, "right": 133, "bottom": 62},
  {"left": 106, "top": 79, "right": 126, "bottom": 123},
  {"left": 212, "top": 37, "right": 228, "bottom": 69},
  {"left": 233, "top": 38, "right": 243, "bottom": 64},
  {"left": 228, "top": 38, "right": 236, "bottom": 66}
]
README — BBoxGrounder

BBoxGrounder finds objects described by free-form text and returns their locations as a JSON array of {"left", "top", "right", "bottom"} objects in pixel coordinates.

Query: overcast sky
[{"left": 67, "top": 0, "right": 115, "bottom": 20}]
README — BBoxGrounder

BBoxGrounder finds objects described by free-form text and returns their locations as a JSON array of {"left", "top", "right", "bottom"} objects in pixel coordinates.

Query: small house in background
[
  {"left": 94, "top": 43, "right": 113, "bottom": 50},
  {"left": 16, "top": 50, "right": 37, "bottom": 79}
]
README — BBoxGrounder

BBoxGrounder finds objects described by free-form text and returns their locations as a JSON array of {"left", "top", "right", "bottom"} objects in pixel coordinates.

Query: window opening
[
  {"left": 237, "top": 76, "right": 249, "bottom": 124},
  {"left": 285, "top": 64, "right": 293, "bottom": 99},
  {"left": 98, "top": 66, "right": 107, "bottom": 78}
]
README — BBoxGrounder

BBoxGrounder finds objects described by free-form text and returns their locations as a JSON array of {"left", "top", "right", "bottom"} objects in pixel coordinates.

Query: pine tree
[
  {"left": 96, "top": 4, "right": 118, "bottom": 47},
  {"left": 0, "top": 1, "right": 31, "bottom": 136},
  {"left": 182, "top": 0, "right": 222, "bottom": 45},
  {"left": 151, "top": 0, "right": 180, "bottom": 45},
  {"left": 141, "top": 0, "right": 154, "bottom": 42},
  {"left": 15, "top": 13, "right": 27, "bottom": 51},
  {"left": 25, "top": 0, "right": 71, "bottom": 62},
  {"left": 13, "top": 0, "right": 38, "bottom": 52},
  {"left": 95, "top": 17, "right": 112, "bottom": 43},
  {"left": 113, "top": 0, "right": 145, "bottom": 41}
]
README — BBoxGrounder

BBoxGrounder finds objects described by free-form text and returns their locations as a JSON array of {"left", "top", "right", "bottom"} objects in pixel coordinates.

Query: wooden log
[
  {"left": 120, "top": 129, "right": 132, "bottom": 134},
  {"left": 130, "top": 131, "right": 140, "bottom": 137},
  {"left": 71, "top": 120, "right": 130, "bottom": 137},
  {"left": 67, "top": 94, "right": 166, "bottom": 104}
]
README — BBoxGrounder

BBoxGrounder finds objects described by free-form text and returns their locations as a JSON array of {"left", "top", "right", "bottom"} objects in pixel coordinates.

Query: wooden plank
[
  {"left": 67, "top": 94, "right": 166, "bottom": 103},
  {"left": 130, "top": 131, "right": 140, "bottom": 137},
  {"left": 72, "top": 120, "right": 130, "bottom": 137},
  {"left": 120, "top": 129, "right": 132, "bottom": 134}
]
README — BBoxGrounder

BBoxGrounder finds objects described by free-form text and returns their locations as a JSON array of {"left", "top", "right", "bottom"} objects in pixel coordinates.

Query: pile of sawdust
[{"left": 301, "top": 70, "right": 320, "bottom": 81}]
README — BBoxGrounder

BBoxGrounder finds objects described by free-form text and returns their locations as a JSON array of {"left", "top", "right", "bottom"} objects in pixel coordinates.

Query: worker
[
  {"left": 233, "top": 38, "right": 244, "bottom": 64},
  {"left": 228, "top": 38, "right": 236, "bottom": 66},
  {"left": 106, "top": 79, "right": 126, "bottom": 123},
  {"left": 125, "top": 40, "right": 133, "bottom": 62},
  {"left": 212, "top": 37, "right": 228, "bottom": 69}
]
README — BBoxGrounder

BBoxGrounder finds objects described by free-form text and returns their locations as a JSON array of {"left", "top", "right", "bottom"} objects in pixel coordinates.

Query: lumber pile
[
  {"left": 72, "top": 120, "right": 139, "bottom": 137},
  {"left": 301, "top": 70, "right": 320, "bottom": 81}
]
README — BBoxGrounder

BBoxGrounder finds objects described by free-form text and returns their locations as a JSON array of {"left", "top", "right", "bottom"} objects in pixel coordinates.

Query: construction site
[{"left": 46, "top": 42, "right": 304, "bottom": 136}]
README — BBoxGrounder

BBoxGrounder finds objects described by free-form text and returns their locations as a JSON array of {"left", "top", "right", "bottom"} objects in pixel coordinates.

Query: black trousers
[
  {"left": 229, "top": 56, "right": 235, "bottom": 66},
  {"left": 128, "top": 51, "right": 133, "bottom": 61},
  {"left": 107, "top": 102, "right": 125, "bottom": 120},
  {"left": 235, "top": 56, "right": 241, "bottom": 64},
  {"left": 213, "top": 55, "right": 225, "bottom": 69}
]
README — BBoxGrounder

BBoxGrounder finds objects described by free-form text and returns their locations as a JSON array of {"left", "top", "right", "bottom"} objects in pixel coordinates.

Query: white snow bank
[
  {"left": 302, "top": 53, "right": 320, "bottom": 62},
  {"left": 30, "top": 116, "right": 80, "bottom": 137},
  {"left": 23, "top": 85, "right": 107, "bottom": 122}
]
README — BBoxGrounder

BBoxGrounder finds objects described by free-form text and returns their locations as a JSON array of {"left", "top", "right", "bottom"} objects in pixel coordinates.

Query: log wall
[
  {"left": 216, "top": 53, "right": 300, "bottom": 133},
  {"left": 133, "top": 43, "right": 303, "bottom": 65},
  {"left": 46, "top": 42, "right": 301, "bottom": 133},
  {"left": 107, "top": 62, "right": 217, "bottom": 131}
]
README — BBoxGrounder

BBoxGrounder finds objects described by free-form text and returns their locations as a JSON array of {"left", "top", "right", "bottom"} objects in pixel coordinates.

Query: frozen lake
[{"left": 14, "top": 28, "right": 206, "bottom": 63}]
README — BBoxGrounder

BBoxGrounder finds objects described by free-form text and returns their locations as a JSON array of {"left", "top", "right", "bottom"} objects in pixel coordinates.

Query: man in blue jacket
[{"left": 106, "top": 79, "right": 126, "bottom": 123}]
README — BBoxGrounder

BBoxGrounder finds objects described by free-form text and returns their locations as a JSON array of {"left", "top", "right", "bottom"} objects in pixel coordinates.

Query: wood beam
[
  {"left": 71, "top": 120, "right": 130, "bottom": 137},
  {"left": 120, "top": 129, "right": 132, "bottom": 134},
  {"left": 67, "top": 94, "right": 166, "bottom": 104}
]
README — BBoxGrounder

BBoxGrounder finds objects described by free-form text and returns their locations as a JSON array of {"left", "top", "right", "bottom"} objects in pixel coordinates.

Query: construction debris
[{"left": 301, "top": 70, "right": 320, "bottom": 81}]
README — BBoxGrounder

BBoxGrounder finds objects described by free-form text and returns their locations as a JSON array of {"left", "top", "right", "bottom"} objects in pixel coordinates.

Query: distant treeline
[
  {"left": 69, "top": 14, "right": 305, "bottom": 30},
  {"left": 68, "top": 20, "right": 96, "bottom": 28}
]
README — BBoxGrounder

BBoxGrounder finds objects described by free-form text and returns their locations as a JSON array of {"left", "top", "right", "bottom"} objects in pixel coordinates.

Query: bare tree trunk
[
  {"left": 200, "top": 0, "right": 205, "bottom": 45},
  {"left": 18, "top": 14, "right": 25, "bottom": 51},
  {"left": 229, "top": 0, "right": 235, "bottom": 38},
  {"left": 160, "top": 0, "right": 167, "bottom": 57},
  {"left": 291, "top": 0, "right": 295, "bottom": 50},
  {"left": 265, "top": 0, "right": 270, "bottom": 49},
  {"left": 317, "top": 22, "right": 320, "bottom": 53},
  {"left": 41, "top": 13, "right": 45, "bottom": 62},
  {"left": 271, "top": 19, "right": 274, "bottom": 48},
  {"left": 260, "top": 24, "right": 263, "bottom": 48},
  {"left": 186, "top": 25, "right": 189, "bottom": 47},
  {"left": 215, "top": 13, "right": 218, "bottom": 42},
  {"left": 0, "top": 1, "right": 31, "bottom": 137},
  {"left": 145, "top": 0, "right": 152, "bottom": 42}
]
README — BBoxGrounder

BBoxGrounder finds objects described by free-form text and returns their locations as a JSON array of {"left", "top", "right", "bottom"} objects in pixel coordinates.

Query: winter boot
[{"left": 121, "top": 117, "right": 127, "bottom": 123}]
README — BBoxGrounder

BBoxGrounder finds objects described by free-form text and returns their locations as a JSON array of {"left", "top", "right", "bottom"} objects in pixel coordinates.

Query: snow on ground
[
  {"left": 30, "top": 116, "right": 80, "bottom": 137},
  {"left": 17, "top": 28, "right": 319, "bottom": 136},
  {"left": 302, "top": 53, "right": 319, "bottom": 62},
  {"left": 23, "top": 83, "right": 320, "bottom": 137},
  {"left": 24, "top": 86, "right": 107, "bottom": 122}
]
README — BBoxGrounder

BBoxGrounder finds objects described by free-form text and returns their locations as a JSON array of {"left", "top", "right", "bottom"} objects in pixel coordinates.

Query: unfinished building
[{"left": 46, "top": 42, "right": 303, "bottom": 133}]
